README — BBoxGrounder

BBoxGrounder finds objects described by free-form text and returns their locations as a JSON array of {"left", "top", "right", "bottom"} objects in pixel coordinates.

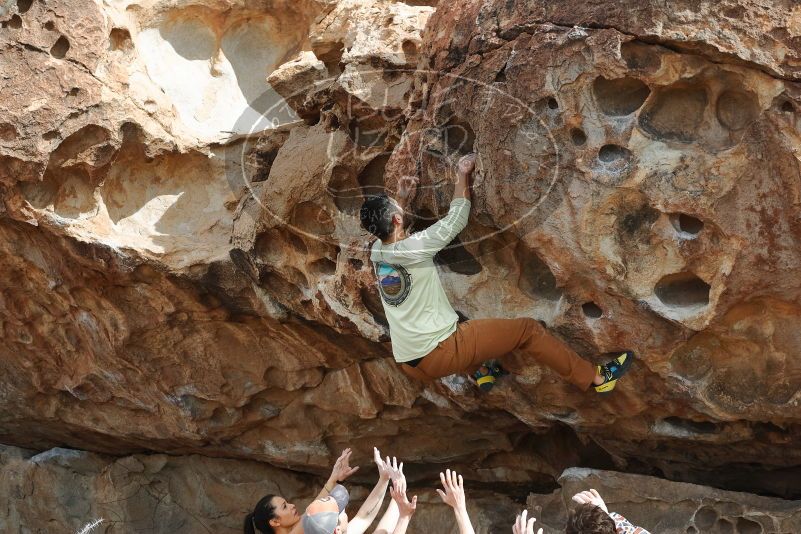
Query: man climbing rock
[{"left": 359, "top": 153, "right": 633, "bottom": 393}]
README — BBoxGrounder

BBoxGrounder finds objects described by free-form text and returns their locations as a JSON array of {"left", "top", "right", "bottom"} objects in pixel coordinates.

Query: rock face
[
  {"left": 2, "top": 0, "right": 801, "bottom": 530},
  {"left": 3, "top": 444, "right": 800, "bottom": 534},
  {"left": 528, "top": 468, "right": 801, "bottom": 534}
]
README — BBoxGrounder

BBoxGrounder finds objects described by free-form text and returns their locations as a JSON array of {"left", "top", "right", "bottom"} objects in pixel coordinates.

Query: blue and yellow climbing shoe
[
  {"left": 594, "top": 351, "right": 634, "bottom": 394},
  {"left": 473, "top": 361, "right": 506, "bottom": 392}
]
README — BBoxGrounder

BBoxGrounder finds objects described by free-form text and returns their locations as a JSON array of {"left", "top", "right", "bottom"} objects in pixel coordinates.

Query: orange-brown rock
[{"left": 1, "top": 0, "right": 801, "bottom": 531}]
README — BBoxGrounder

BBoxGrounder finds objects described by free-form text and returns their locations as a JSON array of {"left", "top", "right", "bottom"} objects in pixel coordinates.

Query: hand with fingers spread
[
  {"left": 349, "top": 448, "right": 402, "bottom": 534},
  {"left": 436, "top": 469, "right": 467, "bottom": 511},
  {"left": 436, "top": 469, "right": 475, "bottom": 534},
  {"left": 374, "top": 448, "right": 404, "bottom": 483},
  {"left": 318, "top": 448, "right": 359, "bottom": 499},
  {"left": 390, "top": 477, "right": 417, "bottom": 519},
  {"left": 571, "top": 489, "right": 608, "bottom": 513},
  {"left": 513, "top": 509, "right": 543, "bottom": 534}
]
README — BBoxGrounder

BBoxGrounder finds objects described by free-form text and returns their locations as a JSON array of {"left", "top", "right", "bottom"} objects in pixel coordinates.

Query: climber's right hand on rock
[{"left": 456, "top": 153, "right": 477, "bottom": 176}]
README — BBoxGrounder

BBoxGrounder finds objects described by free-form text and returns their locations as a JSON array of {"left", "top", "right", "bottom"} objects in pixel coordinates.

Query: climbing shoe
[
  {"left": 472, "top": 360, "right": 506, "bottom": 392},
  {"left": 594, "top": 351, "right": 634, "bottom": 394}
]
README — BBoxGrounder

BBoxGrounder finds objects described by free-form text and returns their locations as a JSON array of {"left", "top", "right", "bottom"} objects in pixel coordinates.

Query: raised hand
[
  {"left": 390, "top": 477, "right": 417, "bottom": 518},
  {"left": 456, "top": 153, "right": 476, "bottom": 176},
  {"left": 329, "top": 448, "right": 360, "bottom": 483},
  {"left": 436, "top": 469, "right": 467, "bottom": 511},
  {"left": 571, "top": 489, "right": 608, "bottom": 513},
  {"left": 374, "top": 448, "right": 404, "bottom": 481},
  {"left": 513, "top": 509, "right": 543, "bottom": 534}
]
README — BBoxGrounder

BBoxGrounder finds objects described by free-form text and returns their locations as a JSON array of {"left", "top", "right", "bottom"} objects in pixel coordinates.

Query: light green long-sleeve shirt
[{"left": 370, "top": 198, "right": 471, "bottom": 362}]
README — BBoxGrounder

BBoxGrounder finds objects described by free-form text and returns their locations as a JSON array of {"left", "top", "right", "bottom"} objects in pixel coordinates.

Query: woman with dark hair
[
  {"left": 244, "top": 494, "right": 297, "bottom": 534},
  {"left": 244, "top": 448, "right": 360, "bottom": 534}
]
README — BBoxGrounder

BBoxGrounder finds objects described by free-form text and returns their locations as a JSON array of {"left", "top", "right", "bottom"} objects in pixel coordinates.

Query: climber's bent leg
[{"left": 403, "top": 318, "right": 597, "bottom": 390}]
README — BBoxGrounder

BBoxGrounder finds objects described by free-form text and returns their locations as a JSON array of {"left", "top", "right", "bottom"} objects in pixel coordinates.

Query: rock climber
[{"left": 359, "top": 153, "right": 633, "bottom": 393}]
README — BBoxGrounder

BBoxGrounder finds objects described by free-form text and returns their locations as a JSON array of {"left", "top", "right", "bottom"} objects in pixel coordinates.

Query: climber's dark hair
[
  {"left": 244, "top": 494, "right": 277, "bottom": 534},
  {"left": 360, "top": 194, "right": 396, "bottom": 240},
  {"left": 565, "top": 503, "right": 616, "bottom": 534}
]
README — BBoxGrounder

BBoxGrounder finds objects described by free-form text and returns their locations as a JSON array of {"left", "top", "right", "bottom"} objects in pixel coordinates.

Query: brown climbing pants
[{"left": 400, "top": 318, "right": 597, "bottom": 390}]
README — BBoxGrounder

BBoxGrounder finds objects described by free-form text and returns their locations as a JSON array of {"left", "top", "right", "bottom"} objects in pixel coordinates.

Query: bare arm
[
  {"left": 348, "top": 451, "right": 402, "bottom": 534},
  {"left": 348, "top": 477, "right": 389, "bottom": 534},
  {"left": 389, "top": 478, "right": 417, "bottom": 534},
  {"left": 453, "top": 153, "right": 475, "bottom": 201},
  {"left": 436, "top": 470, "right": 475, "bottom": 534},
  {"left": 373, "top": 500, "right": 399, "bottom": 534}
]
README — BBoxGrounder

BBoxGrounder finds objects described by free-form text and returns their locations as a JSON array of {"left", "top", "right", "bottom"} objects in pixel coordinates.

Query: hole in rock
[
  {"left": 254, "top": 230, "right": 281, "bottom": 264},
  {"left": 735, "top": 517, "right": 763, "bottom": 534},
  {"left": 694, "top": 507, "right": 719, "bottom": 530},
  {"left": 686, "top": 528, "right": 698, "bottom": 534},
  {"left": 261, "top": 272, "right": 304, "bottom": 303},
  {"left": 49, "top": 124, "right": 112, "bottom": 168},
  {"left": 495, "top": 63, "right": 507, "bottom": 83},
  {"left": 621, "top": 41, "right": 661, "bottom": 71},
  {"left": 570, "top": 128, "right": 586, "bottom": 146},
  {"left": 401, "top": 39, "right": 418, "bottom": 62},
  {"left": 44, "top": 20, "right": 55, "bottom": 30},
  {"left": 348, "top": 258, "right": 363, "bottom": 270},
  {"left": 639, "top": 83, "right": 707, "bottom": 142},
  {"left": 17, "top": 0, "right": 33, "bottom": 13},
  {"left": 109, "top": 27, "right": 132, "bottom": 51},
  {"left": 618, "top": 203, "right": 659, "bottom": 238},
  {"left": 516, "top": 243, "right": 562, "bottom": 301},
  {"left": 716, "top": 519, "right": 734, "bottom": 534},
  {"left": 546, "top": 97, "right": 559, "bottom": 110},
  {"left": 598, "top": 144, "right": 630, "bottom": 163},
  {"left": 443, "top": 116, "right": 475, "bottom": 153},
  {"left": 670, "top": 213, "right": 704, "bottom": 236},
  {"left": 5, "top": 14, "right": 22, "bottom": 28},
  {"left": 43, "top": 130, "right": 59, "bottom": 141},
  {"left": 654, "top": 272, "right": 710, "bottom": 308},
  {"left": 290, "top": 202, "right": 334, "bottom": 237},
  {"left": 328, "top": 165, "right": 361, "bottom": 214},
  {"left": 315, "top": 41, "right": 345, "bottom": 74},
  {"left": 434, "top": 237, "right": 482, "bottom": 275},
  {"left": 663, "top": 416, "right": 719, "bottom": 434},
  {"left": 781, "top": 101, "right": 795, "bottom": 113},
  {"left": 358, "top": 154, "right": 389, "bottom": 196},
  {"left": 348, "top": 114, "right": 386, "bottom": 148},
  {"left": 0, "top": 123, "right": 18, "bottom": 141},
  {"left": 716, "top": 90, "right": 760, "bottom": 131},
  {"left": 309, "top": 257, "right": 337, "bottom": 276},
  {"left": 250, "top": 147, "right": 280, "bottom": 183},
  {"left": 287, "top": 231, "right": 308, "bottom": 254},
  {"left": 50, "top": 35, "right": 70, "bottom": 58},
  {"left": 593, "top": 76, "right": 651, "bottom": 116},
  {"left": 581, "top": 302, "right": 603, "bottom": 319},
  {"left": 360, "top": 286, "right": 388, "bottom": 328}
]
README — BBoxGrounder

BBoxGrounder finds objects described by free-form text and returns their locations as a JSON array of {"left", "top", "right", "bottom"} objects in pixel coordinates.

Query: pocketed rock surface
[{"left": 2, "top": 0, "right": 801, "bottom": 530}]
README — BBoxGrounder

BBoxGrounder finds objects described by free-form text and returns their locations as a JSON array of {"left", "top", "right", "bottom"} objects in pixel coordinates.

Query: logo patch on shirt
[{"left": 375, "top": 262, "right": 412, "bottom": 306}]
